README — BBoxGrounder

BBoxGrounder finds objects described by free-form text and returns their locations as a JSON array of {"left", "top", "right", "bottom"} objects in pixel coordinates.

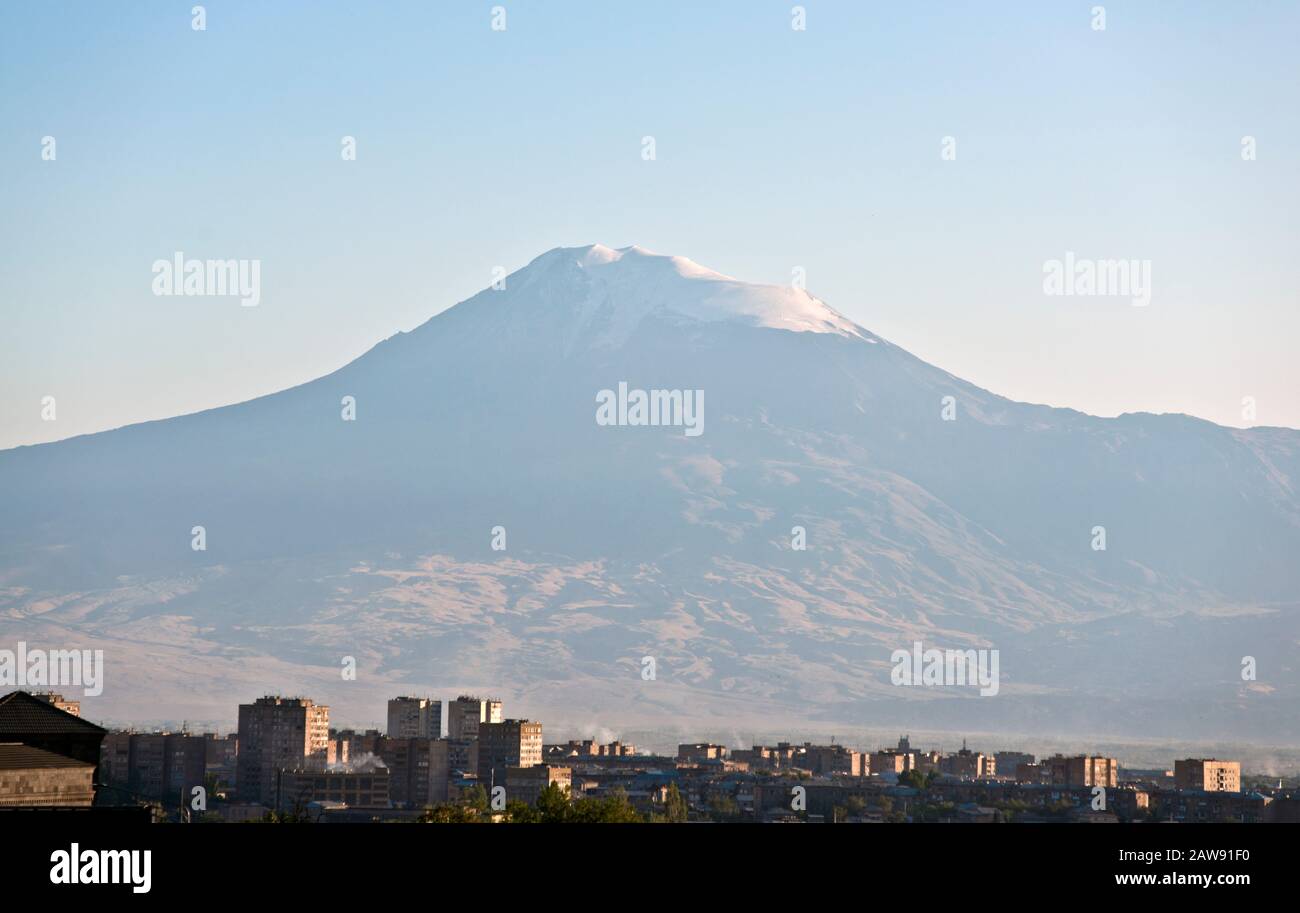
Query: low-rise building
[
  {"left": 0, "top": 742, "right": 96, "bottom": 807},
  {"left": 278, "top": 760, "right": 390, "bottom": 812},
  {"left": 678, "top": 743, "right": 728, "bottom": 763},
  {"left": 506, "top": 764, "right": 572, "bottom": 805},
  {"left": 0, "top": 691, "right": 107, "bottom": 785}
]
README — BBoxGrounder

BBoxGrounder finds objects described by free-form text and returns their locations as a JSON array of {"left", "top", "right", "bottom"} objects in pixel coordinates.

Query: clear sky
[{"left": 2, "top": 1, "right": 1297, "bottom": 449}]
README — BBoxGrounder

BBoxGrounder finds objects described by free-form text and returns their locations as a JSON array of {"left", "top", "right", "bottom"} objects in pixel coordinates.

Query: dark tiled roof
[
  {"left": 0, "top": 742, "right": 95, "bottom": 770},
  {"left": 0, "top": 691, "right": 106, "bottom": 735}
]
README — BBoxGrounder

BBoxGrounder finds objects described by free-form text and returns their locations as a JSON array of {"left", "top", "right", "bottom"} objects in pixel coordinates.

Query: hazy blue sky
[{"left": 2, "top": 1, "right": 1297, "bottom": 448}]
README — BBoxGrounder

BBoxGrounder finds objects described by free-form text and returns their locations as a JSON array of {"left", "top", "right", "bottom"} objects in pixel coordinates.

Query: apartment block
[
  {"left": 100, "top": 730, "right": 133, "bottom": 790},
  {"left": 1174, "top": 758, "right": 1241, "bottom": 793},
  {"left": 377, "top": 736, "right": 437, "bottom": 807},
  {"left": 677, "top": 743, "right": 728, "bottom": 762},
  {"left": 995, "top": 752, "right": 1035, "bottom": 779},
  {"left": 1020, "top": 754, "right": 1118, "bottom": 788},
  {"left": 478, "top": 720, "right": 543, "bottom": 786},
  {"left": 870, "top": 751, "right": 909, "bottom": 776},
  {"left": 428, "top": 738, "right": 478, "bottom": 803},
  {"left": 204, "top": 732, "right": 239, "bottom": 790},
  {"left": 801, "top": 744, "right": 866, "bottom": 777},
  {"left": 98, "top": 731, "right": 211, "bottom": 802},
  {"left": 448, "top": 696, "right": 502, "bottom": 741},
  {"left": 387, "top": 697, "right": 442, "bottom": 740},
  {"left": 235, "top": 696, "right": 330, "bottom": 806},
  {"left": 940, "top": 743, "right": 996, "bottom": 780}
]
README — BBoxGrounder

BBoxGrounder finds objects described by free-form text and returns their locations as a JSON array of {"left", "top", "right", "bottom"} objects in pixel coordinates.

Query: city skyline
[
  {"left": 4, "top": 686, "right": 1290, "bottom": 828},
  {"left": 10, "top": 686, "right": 1296, "bottom": 781}
]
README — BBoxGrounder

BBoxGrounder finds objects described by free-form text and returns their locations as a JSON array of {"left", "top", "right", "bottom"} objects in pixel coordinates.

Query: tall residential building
[
  {"left": 1174, "top": 758, "right": 1241, "bottom": 793},
  {"left": 126, "top": 733, "right": 167, "bottom": 798},
  {"left": 477, "top": 720, "right": 542, "bottom": 787},
  {"left": 104, "top": 731, "right": 209, "bottom": 802},
  {"left": 377, "top": 736, "right": 438, "bottom": 807},
  {"left": 235, "top": 696, "right": 330, "bottom": 806},
  {"left": 448, "top": 696, "right": 502, "bottom": 740},
  {"left": 337, "top": 728, "right": 383, "bottom": 760},
  {"left": 203, "top": 733, "right": 239, "bottom": 790},
  {"left": 163, "top": 733, "right": 208, "bottom": 802},
  {"left": 387, "top": 697, "right": 442, "bottom": 740},
  {"left": 428, "top": 738, "right": 478, "bottom": 803},
  {"left": 100, "top": 731, "right": 133, "bottom": 789}
]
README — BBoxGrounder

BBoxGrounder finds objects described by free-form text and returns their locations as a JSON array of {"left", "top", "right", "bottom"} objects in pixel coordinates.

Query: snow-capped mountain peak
[{"left": 491, "top": 244, "right": 870, "bottom": 349}]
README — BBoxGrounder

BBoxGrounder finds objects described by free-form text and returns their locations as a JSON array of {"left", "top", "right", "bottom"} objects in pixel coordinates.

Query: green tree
[
  {"left": 504, "top": 799, "right": 538, "bottom": 823},
  {"left": 570, "top": 788, "right": 643, "bottom": 823},
  {"left": 707, "top": 795, "right": 740, "bottom": 822},
  {"left": 662, "top": 783, "right": 689, "bottom": 823},
  {"left": 534, "top": 782, "right": 573, "bottom": 823},
  {"left": 462, "top": 783, "right": 489, "bottom": 813}
]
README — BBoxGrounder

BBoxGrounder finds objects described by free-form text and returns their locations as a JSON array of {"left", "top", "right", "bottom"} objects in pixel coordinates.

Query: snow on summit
[{"left": 499, "top": 243, "right": 870, "bottom": 349}]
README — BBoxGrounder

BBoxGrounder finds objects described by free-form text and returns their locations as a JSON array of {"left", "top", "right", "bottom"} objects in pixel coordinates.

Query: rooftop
[
  {"left": 0, "top": 741, "right": 95, "bottom": 770},
  {"left": 0, "top": 691, "right": 106, "bottom": 735}
]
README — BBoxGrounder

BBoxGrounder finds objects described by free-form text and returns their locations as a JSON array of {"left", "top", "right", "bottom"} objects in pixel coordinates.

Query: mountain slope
[{"left": 1, "top": 245, "right": 1296, "bottom": 740}]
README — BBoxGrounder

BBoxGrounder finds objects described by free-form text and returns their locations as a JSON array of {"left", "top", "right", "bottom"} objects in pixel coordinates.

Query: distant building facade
[
  {"left": 478, "top": 720, "right": 542, "bottom": 786},
  {"left": 940, "top": 743, "right": 996, "bottom": 780},
  {"left": 995, "top": 752, "right": 1035, "bottom": 779},
  {"left": 29, "top": 692, "right": 81, "bottom": 717},
  {"left": 545, "top": 739, "right": 637, "bottom": 759},
  {"left": 204, "top": 732, "right": 238, "bottom": 790},
  {"left": 506, "top": 764, "right": 571, "bottom": 806},
  {"left": 448, "top": 696, "right": 502, "bottom": 741},
  {"left": 678, "top": 743, "right": 728, "bottom": 763},
  {"left": 98, "top": 730, "right": 210, "bottom": 802},
  {"left": 1019, "top": 754, "right": 1118, "bottom": 788},
  {"left": 1174, "top": 759, "right": 1241, "bottom": 793},
  {"left": 801, "top": 744, "right": 866, "bottom": 777},
  {"left": 279, "top": 761, "right": 390, "bottom": 812},
  {"left": 387, "top": 697, "right": 442, "bottom": 740},
  {"left": 428, "top": 738, "right": 478, "bottom": 803}
]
